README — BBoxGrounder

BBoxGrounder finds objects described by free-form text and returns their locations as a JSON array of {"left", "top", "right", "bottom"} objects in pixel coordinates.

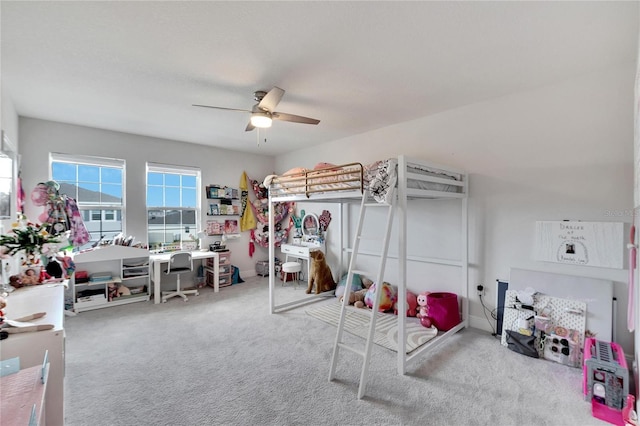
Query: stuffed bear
[
  {"left": 117, "top": 285, "right": 131, "bottom": 297},
  {"left": 108, "top": 282, "right": 118, "bottom": 302},
  {"left": 9, "top": 274, "right": 24, "bottom": 289},
  {"left": 307, "top": 251, "right": 336, "bottom": 295},
  {"left": 339, "top": 288, "right": 368, "bottom": 309},
  {"left": 20, "top": 268, "right": 40, "bottom": 286}
]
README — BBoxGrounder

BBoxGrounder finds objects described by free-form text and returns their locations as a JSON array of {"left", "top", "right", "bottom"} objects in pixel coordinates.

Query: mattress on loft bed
[
  {"left": 266, "top": 158, "right": 463, "bottom": 202},
  {"left": 366, "top": 158, "right": 462, "bottom": 203},
  {"left": 265, "top": 163, "right": 364, "bottom": 197}
]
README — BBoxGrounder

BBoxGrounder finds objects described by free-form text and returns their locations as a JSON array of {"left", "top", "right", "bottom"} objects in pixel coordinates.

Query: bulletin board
[
  {"left": 501, "top": 290, "right": 587, "bottom": 361},
  {"left": 534, "top": 221, "right": 624, "bottom": 269}
]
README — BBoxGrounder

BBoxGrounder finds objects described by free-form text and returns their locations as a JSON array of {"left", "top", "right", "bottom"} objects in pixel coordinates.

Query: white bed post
[
  {"left": 338, "top": 202, "right": 344, "bottom": 279},
  {"left": 461, "top": 181, "right": 469, "bottom": 327},
  {"left": 397, "top": 155, "right": 408, "bottom": 375},
  {"left": 268, "top": 192, "right": 275, "bottom": 314}
]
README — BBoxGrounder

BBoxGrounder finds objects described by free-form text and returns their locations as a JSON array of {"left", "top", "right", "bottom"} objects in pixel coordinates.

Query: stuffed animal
[
  {"left": 416, "top": 291, "right": 434, "bottom": 328},
  {"left": 416, "top": 292, "right": 430, "bottom": 319},
  {"left": 9, "top": 274, "right": 24, "bottom": 289},
  {"left": 117, "top": 285, "right": 131, "bottom": 297},
  {"left": 108, "top": 282, "right": 118, "bottom": 301},
  {"left": 307, "top": 251, "right": 336, "bottom": 294},
  {"left": 364, "top": 282, "right": 397, "bottom": 312},
  {"left": 394, "top": 290, "right": 418, "bottom": 317},
  {"left": 340, "top": 288, "right": 368, "bottom": 309},
  {"left": 21, "top": 268, "right": 40, "bottom": 285}
]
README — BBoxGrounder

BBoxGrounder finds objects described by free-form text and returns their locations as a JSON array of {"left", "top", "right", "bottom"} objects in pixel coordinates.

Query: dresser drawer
[
  {"left": 205, "top": 270, "right": 232, "bottom": 288},
  {"left": 281, "top": 244, "right": 309, "bottom": 257},
  {"left": 219, "top": 274, "right": 232, "bottom": 287},
  {"left": 218, "top": 251, "right": 231, "bottom": 265}
]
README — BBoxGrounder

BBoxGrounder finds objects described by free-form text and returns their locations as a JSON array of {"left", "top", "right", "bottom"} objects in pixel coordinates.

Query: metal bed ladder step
[{"left": 328, "top": 188, "right": 396, "bottom": 399}]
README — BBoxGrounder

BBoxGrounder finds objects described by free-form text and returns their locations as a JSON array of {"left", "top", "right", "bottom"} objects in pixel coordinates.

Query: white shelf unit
[
  {"left": 205, "top": 185, "right": 240, "bottom": 238},
  {"left": 72, "top": 245, "right": 150, "bottom": 312}
]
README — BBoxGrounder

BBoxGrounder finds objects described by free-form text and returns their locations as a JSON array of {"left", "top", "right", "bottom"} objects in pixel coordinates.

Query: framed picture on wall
[
  {"left": 206, "top": 220, "right": 223, "bottom": 235},
  {"left": 224, "top": 219, "right": 238, "bottom": 235}
]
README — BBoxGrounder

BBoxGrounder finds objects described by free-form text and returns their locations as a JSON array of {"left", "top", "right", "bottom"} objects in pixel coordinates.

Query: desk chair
[{"left": 162, "top": 252, "right": 199, "bottom": 302}]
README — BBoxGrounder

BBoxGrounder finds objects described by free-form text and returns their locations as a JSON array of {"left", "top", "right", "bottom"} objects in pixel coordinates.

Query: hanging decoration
[
  {"left": 239, "top": 171, "right": 256, "bottom": 232},
  {"left": 247, "top": 176, "right": 293, "bottom": 251},
  {"left": 31, "top": 180, "right": 90, "bottom": 248},
  {"left": 319, "top": 210, "right": 332, "bottom": 233}
]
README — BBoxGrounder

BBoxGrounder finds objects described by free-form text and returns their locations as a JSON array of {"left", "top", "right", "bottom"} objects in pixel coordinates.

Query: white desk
[
  {"left": 280, "top": 243, "right": 324, "bottom": 282},
  {"left": 150, "top": 251, "right": 219, "bottom": 304},
  {"left": 1, "top": 284, "right": 66, "bottom": 426}
]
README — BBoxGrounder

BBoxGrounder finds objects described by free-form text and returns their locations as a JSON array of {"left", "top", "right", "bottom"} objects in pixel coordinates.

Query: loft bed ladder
[{"left": 328, "top": 188, "right": 396, "bottom": 399}]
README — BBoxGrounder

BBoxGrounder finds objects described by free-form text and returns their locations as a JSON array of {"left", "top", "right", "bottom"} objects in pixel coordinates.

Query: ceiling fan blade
[
  {"left": 272, "top": 111, "right": 320, "bottom": 125},
  {"left": 245, "top": 121, "right": 255, "bottom": 132},
  {"left": 258, "top": 87, "right": 285, "bottom": 112},
  {"left": 193, "top": 104, "right": 251, "bottom": 113}
]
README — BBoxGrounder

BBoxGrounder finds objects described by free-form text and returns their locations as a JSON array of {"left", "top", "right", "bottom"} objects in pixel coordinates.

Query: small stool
[{"left": 282, "top": 262, "right": 302, "bottom": 288}]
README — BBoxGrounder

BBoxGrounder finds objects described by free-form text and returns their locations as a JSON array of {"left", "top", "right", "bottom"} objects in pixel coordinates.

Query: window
[
  {"left": 50, "top": 153, "right": 125, "bottom": 248},
  {"left": 146, "top": 163, "right": 200, "bottom": 251}
]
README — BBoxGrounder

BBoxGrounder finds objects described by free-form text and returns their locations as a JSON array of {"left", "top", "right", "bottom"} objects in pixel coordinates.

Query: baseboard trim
[{"left": 469, "top": 314, "right": 495, "bottom": 334}]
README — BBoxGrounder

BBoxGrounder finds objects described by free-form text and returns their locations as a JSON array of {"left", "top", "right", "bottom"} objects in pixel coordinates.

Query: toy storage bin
[
  {"left": 206, "top": 270, "right": 232, "bottom": 288},
  {"left": 255, "top": 260, "right": 269, "bottom": 276},
  {"left": 427, "top": 292, "right": 461, "bottom": 331}
]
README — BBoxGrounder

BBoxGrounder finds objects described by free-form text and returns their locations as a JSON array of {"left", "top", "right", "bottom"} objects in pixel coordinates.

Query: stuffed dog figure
[{"left": 307, "top": 250, "right": 336, "bottom": 294}]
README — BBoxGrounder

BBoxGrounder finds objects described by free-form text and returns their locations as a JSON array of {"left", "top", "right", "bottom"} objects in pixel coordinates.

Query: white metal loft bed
[{"left": 266, "top": 155, "right": 468, "bottom": 377}]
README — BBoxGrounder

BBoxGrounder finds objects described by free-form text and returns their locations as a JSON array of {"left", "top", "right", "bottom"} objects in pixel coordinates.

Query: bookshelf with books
[
  {"left": 205, "top": 185, "right": 241, "bottom": 238},
  {"left": 206, "top": 185, "right": 240, "bottom": 217}
]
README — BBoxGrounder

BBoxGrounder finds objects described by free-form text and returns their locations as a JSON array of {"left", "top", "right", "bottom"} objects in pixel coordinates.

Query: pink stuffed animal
[
  {"left": 416, "top": 291, "right": 435, "bottom": 328},
  {"left": 416, "top": 292, "right": 430, "bottom": 318},
  {"left": 394, "top": 290, "right": 418, "bottom": 317}
]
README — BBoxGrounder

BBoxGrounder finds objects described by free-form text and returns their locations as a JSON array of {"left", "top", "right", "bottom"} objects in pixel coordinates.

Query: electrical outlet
[{"left": 476, "top": 284, "right": 484, "bottom": 296}]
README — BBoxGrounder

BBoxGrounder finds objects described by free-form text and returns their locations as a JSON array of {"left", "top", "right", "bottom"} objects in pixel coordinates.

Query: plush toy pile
[{"left": 336, "top": 275, "right": 440, "bottom": 330}]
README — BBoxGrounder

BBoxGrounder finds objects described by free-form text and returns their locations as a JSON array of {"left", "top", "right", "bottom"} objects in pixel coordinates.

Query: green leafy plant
[{"left": 0, "top": 214, "right": 63, "bottom": 257}]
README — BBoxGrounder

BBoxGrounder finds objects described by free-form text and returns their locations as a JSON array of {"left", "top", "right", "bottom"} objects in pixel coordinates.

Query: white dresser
[{"left": 1, "top": 284, "right": 66, "bottom": 426}]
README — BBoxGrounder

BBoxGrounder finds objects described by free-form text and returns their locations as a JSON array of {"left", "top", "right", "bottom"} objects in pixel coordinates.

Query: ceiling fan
[{"left": 193, "top": 87, "right": 320, "bottom": 132}]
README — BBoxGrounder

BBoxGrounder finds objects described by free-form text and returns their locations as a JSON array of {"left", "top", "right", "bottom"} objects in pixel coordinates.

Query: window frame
[
  {"left": 49, "top": 153, "right": 126, "bottom": 245},
  {"left": 146, "top": 162, "right": 201, "bottom": 250}
]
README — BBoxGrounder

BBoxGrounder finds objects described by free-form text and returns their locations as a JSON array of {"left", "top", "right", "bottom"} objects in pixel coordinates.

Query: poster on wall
[{"left": 534, "top": 221, "right": 624, "bottom": 269}]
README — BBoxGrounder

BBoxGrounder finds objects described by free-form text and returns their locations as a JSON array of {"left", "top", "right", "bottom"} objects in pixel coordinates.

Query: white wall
[
  {"left": 18, "top": 117, "right": 275, "bottom": 278},
  {"left": 277, "top": 65, "right": 635, "bottom": 354}
]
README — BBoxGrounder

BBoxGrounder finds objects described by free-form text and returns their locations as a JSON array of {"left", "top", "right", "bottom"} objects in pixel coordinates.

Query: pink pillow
[
  {"left": 283, "top": 167, "right": 307, "bottom": 176},
  {"left": 314, "top": 162, "right": 337, "bottom": 170}
]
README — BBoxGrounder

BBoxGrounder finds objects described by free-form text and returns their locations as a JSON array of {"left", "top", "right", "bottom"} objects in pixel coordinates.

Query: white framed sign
[{"left": 534, "top": 221, "right": 624, "bottom": 269}]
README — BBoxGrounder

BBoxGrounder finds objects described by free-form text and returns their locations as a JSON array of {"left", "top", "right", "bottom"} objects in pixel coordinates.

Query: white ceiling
[{"left": 1, "top": 1, "right": 638, "bottom": 156}]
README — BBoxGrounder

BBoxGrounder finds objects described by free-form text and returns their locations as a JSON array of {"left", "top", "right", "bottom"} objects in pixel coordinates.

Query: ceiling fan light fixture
[{"left": 250, "top": 112, "right": 272, "bottom": 128}]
